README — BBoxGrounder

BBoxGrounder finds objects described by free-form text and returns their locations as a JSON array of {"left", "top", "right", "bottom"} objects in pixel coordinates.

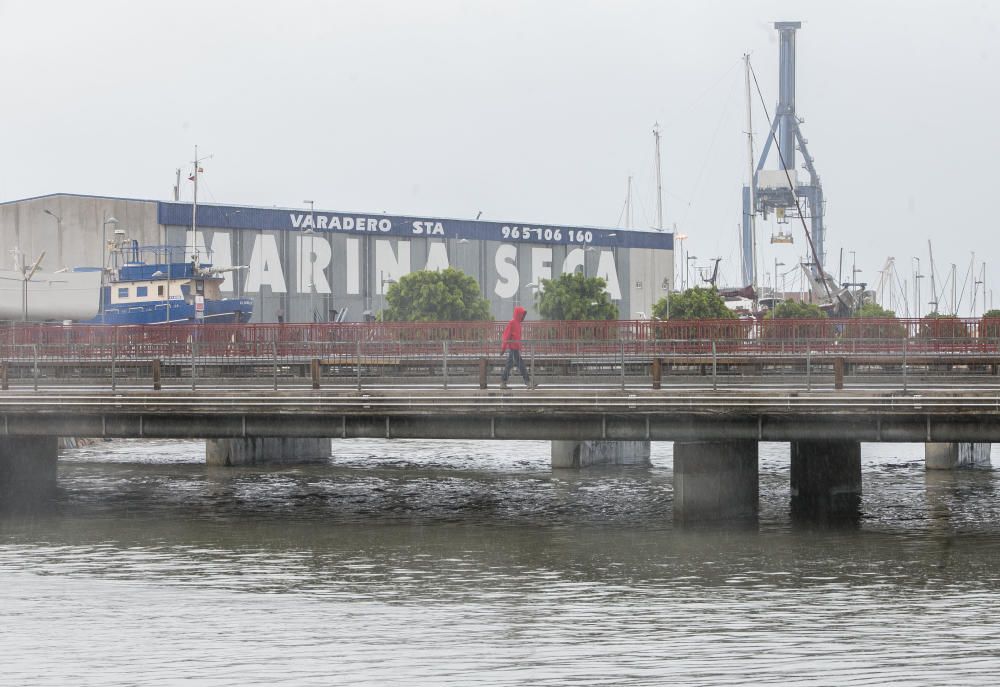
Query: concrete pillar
[
  {"left": 673, "top": 440, "right": 758, "bottom": 522},
  {"left": 0, "top": 436, "right": 58, "bottom": 508},
  {"left": 790, "top": 440, "right": 861, "bottom": 519},
  {"left": 551, "top": 440, "right": 651, "bottom": 469},
  {"left": 925, "top": 443, "right": 991, "bottom": 470},
  {"left": 206, "top": 437, "right": 331, "bottom": 467}
]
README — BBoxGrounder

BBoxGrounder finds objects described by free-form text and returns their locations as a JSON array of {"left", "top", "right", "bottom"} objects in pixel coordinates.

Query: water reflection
[{"left": 1, "top": 439, "right": 999, "bottom": 684}]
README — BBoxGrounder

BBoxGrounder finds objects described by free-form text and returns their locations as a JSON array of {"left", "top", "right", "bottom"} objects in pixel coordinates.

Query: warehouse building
[{"left": 0, "top": 193, "right": 674, "bottom": 323}]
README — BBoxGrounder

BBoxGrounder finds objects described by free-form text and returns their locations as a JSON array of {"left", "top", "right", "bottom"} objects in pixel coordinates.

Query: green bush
[
  {"left": 918, "top": 313, "right": 970, "bottom": 340},
  {"left": 981, "top": 310, "right": 1000, "bottom": 339},
  {"left": 763, "top": 300, "right": 830, "bottom": 340},
  {"left": 845, "top": 302, "right": 907, "bottom": 340}
]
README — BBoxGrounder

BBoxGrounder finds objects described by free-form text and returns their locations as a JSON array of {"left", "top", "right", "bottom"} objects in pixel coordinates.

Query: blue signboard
[{"left": 158, "top": 202, "right": 673, "bottom": 250}]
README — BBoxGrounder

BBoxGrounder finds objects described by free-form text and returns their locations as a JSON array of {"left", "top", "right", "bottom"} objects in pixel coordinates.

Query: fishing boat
[{"left": 80, "top": 239, "right": 252, "bottom": 325}]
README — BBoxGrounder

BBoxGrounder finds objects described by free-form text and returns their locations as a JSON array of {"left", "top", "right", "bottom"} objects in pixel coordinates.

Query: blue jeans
[{"left": 501, "top": 349, "right": 530, "bottom": 384}]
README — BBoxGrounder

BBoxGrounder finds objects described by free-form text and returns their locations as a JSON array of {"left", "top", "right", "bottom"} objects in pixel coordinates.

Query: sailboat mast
[
  {"left": 626, "top": 175, "right": 633, "bottom": 229},
  {"left": 744, "top": 54, "right": 758, "bottom": 296},
  {"left": 653, "top": 124, "right": 663, "bottom": 231},
  {"left": 928, "top": 240, "right": 938, "bottom": 313},
  {"left": 192, "top": 144, "right": 199, "bottom": 253}
]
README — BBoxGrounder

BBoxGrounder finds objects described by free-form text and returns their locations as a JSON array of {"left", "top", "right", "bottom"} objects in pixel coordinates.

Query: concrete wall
[
  {"left": 925, "top": 442, "right": 991, "bottom": 470},
  {"left": 0, "top": 194, "right": 160, "bottom": 273},
  {"left": 206, "top": 437, "right": 331, "bottom": 466},
  {"left": 551, "top": 440, "right": 651, "bottom": 468},
  {"left": 0, "top": 193, "right": 673, "bottom": 324}
]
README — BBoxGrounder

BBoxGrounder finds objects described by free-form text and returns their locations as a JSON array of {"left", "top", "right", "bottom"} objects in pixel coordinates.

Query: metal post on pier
[
  {"left": 356, "top": 338, "right": 362, "bottom": 391},
  {"left": 311, "top": 358, "right": 321, "bottom": 390},
  {"left": 652, "top": 357, "right": 662, "bottom": 390},
  {"left": 530, "top": 344, "right": 536, "bottom": 388},
  {"left": 152, "top": 359, "right": 162, "bottom": 391},
  {"left": 620, "top": 340, "right": 626, "bottom": 390},
  {"left": 1, "top": 361, "right": 7, "bottom": 391},
  {"left": 478, "top": 357, "right": 488, "bottom": 389},
  {"left": 111, "top": 331, "right": 117, "bottom": 391},
  {"left": 32, "top": 344, "right": 38, "bottom": 391},
  {"left": 191, "top": 339, "right": 197, "bottom": 391},
  {"left": 442, "top": 340, "right": 449, "bottom": 390},
  {"left": 903, "top": 338, "right": 908, "bottom": 392},
  {"left": 712, "top": 341, "right": 718, "bottom": 391},
  {"left": 272, "top": 340, "right": 278, "bottom": 391},
  {"left": 806, "top": 349, "right": 812, "bottom": 391}
]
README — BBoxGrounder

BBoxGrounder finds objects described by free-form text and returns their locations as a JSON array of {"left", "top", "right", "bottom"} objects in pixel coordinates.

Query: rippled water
[{"left": 3, "top": 439, "right": 1000, "bottom": 685}]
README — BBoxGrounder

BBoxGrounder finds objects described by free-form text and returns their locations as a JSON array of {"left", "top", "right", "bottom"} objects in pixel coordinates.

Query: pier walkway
[{"left": 2, "top": 320, "right": 999, "bottom": 521}]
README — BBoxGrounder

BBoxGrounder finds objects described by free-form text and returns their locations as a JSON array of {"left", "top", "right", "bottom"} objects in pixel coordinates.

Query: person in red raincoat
[{"left": 500, "top": 306, "right": 533, "bottom": 388}]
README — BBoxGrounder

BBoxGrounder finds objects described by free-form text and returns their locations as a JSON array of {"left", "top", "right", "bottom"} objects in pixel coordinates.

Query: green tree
[
  {"left": 652, "top": 286, "right": 735, "bottom": 321},
  {"left": 982, "top": 309, "right": 1000, "bottom": 339},
  {"left": 855, "top": 302, "right": 896, "bottom": 318},
  {"left": 768, "top": 300, "right": 828, "bottom": 319},
  {"left": 848, "top": 301, "right": 906, "bottom": 339},
  {"left": 534, "top": 272, "right": 617, "bottom": 320},
  {"left": 919, "top": 313, "right": 970, "bottom": 340},
  {"left": 651, "top": 287, "right": 743, "bottom": 341},
  {"left": 764, "top": 300, "right": 829, "bottom": 340},
  {"left": 381, "top": 268, "right": 491, "bottom": 322}
]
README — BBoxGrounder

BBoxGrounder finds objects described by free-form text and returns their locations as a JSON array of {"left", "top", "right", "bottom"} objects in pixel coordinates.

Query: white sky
[{"left": 2, "top": 0, "right": 997, "bottom": 312}]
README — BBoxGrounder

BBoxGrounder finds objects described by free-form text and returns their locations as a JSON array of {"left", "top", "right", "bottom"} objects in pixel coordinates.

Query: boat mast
[
  {"left": 744, "top": 53, "right": 758, "bottom": 299},
  {"left": 653, "top": 123, "right": 663, "bottom": 232},
  {"left": 928, "top": 240, "right": 938, "bottom": 313},
  {"left": 626, "top": 175, "right": 633, "bottom": 229},
  {"left": 653, "top": 124, "right": 671, "bottom": 315},
  {"left": 192, "top": 144, "right": 199, "bottom": 262}
]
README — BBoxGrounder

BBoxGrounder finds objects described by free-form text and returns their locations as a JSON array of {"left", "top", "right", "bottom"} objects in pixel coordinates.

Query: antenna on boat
[{"left": 189, "top": 145, "right": 214, "bottom": 265}]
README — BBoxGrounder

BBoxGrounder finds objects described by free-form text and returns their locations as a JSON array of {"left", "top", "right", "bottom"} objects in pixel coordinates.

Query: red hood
[{"left": 513, "top": 306, "right": 526, "bottom": 321}]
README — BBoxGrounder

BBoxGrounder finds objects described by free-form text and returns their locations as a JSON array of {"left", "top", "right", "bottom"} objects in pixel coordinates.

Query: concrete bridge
[
  {"left": 4, "top": 321, "right": 999, "bottom": 521},
  {"left": 0, "top": 381, "right": 994, "bottom": 522}
]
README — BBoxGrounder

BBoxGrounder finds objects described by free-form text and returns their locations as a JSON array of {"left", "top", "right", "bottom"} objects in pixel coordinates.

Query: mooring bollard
[
  {"left": 834, "top": 357, "right": 845, "bottom": 390},
  {"left": 479, "top": 357, "right": 488, "bottom": 390},
  {"left": 311, "top": 358, "right": 321, "bottom": 390},
  {"left": 652, "top": 357, "right": 662, "bottom": 390},
  {"left": 152, "top": 359, "right": 162, "bottom": 391}
]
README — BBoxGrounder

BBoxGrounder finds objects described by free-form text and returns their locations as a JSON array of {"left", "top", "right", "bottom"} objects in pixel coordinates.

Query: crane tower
[{"left": 741, "top": 21, "right": 826, "bottom": 288}]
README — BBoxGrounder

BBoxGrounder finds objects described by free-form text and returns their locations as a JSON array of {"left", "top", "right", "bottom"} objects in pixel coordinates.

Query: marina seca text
[{"left": 186, "top": 216, "right": 622, "bottom": 299}]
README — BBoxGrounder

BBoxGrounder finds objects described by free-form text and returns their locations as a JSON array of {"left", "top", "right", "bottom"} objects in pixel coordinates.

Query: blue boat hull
[{"left": 83, "top": 298, "right": 253, "bottom": 325}]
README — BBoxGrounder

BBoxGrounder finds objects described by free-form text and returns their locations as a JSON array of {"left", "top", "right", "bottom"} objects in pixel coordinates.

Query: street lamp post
[
  {"left": 43, "top": 209, "right": 62, "bottom": 268},
  {"left": 379, "top": 272, "right": 395, "bottom": 318},
  {"left": 101, "top": 216, "right": 119, "bottom": 323},
  {"left": 674, "top": 233, "right": 687, "bottom": 292},
  {"left": 304, "top": 200, "right": 315, "bottom": 322}
]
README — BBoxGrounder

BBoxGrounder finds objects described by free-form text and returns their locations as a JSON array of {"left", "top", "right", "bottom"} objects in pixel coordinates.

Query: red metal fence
[{"left": 0, "top": 318, "right": 998, "bottom": 358}]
